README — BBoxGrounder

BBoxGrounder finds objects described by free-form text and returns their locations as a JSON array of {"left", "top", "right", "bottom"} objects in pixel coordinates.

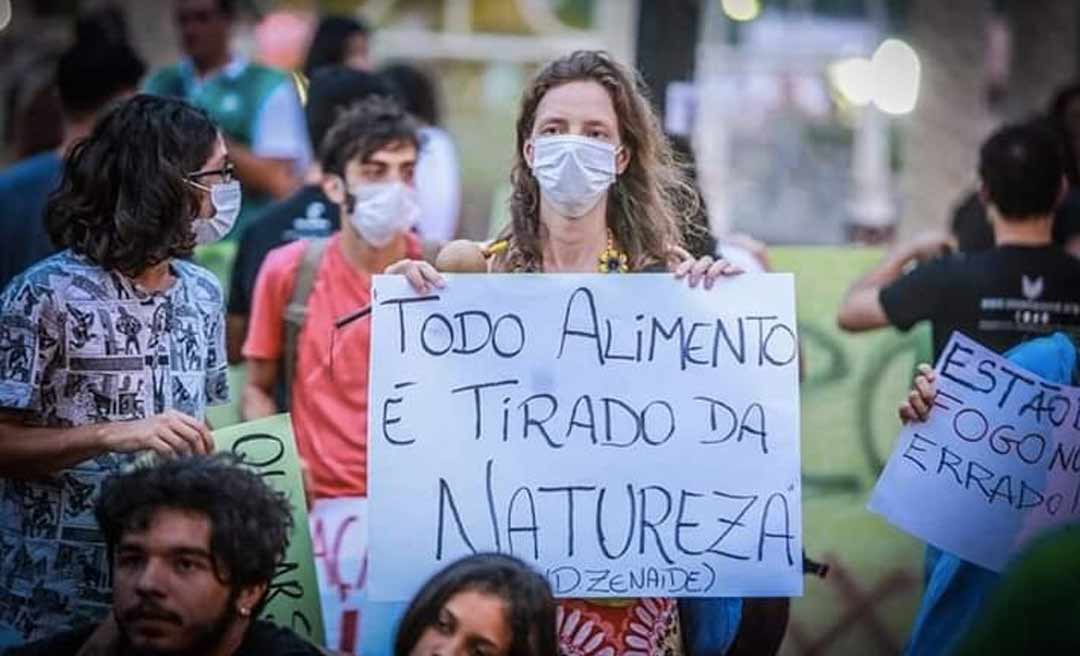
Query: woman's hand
[
  {"left": 672, "top": 253, "right": 744, "bottom": 289},
  {"left": 898, "top": 364, "right": 937, "bottom": 424},
  {"left": 385, "top": 259, "right": 446, "bottom": 295}
]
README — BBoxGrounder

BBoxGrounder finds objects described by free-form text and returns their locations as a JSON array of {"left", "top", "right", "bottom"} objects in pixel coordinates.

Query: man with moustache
[{"left": 7, "top": 455, "right": 321, "bottom": 656}]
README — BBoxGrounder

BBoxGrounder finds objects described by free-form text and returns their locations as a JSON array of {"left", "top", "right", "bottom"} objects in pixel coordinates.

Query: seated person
[
  {"left": 8, "top": 455, "right": 323, "bottom": 656},
  {"left": 394, "top": 554, "right": 556, "bottom": 656}
]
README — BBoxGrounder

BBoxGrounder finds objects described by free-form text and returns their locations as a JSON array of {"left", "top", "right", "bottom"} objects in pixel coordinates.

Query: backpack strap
[{"left": 282, "top": 238, "right": 330, "bottom": 409}]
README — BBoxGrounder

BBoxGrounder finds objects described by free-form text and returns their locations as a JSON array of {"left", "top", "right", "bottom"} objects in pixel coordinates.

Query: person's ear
[
  {"left": 322, "top": 174, "right": 347, "bottom": 207},
  {"left": 522, "top": 138, "right": 535, "bottom": 170},
  {"left": 615, "top": 144, "right": 631, "bottom": 176},
  {"left": 235, "top": 583, "right": 267, "bottom": 620}
]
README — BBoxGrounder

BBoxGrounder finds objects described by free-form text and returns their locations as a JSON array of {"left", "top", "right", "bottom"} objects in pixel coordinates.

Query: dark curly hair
[
  {"left": 318, "top": 95, "right": 421, "bottom": 180},
  {"left": 45, "top": 94, "right": 220, "bottom": 276},
  {"left": 95, "top": 454, "right": 293, "bottom": 610},
  {"left": 394, "top": 554, "right": 557, "bottom": 656}
]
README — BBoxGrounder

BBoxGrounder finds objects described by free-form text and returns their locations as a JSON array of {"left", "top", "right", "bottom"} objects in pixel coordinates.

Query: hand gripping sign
[
  {"left": 367, "top": 273, "right": 804, "bottom": 601},
  {"left": 870, "top": 333, "right": 1080, "bottom": 571}
]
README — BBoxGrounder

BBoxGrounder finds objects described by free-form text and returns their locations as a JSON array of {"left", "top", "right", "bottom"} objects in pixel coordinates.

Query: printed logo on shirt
[
  {"left": 1021, "top": 275, "right": 1045, "bottom": 300},
  {"left": 284, "top": 201, "right": 333, "bottom": 240}
]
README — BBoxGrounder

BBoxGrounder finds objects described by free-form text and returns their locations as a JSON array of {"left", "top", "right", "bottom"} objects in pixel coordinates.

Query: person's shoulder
[
  {"left": 243, "top": 62, "right": 289, "bottom": 81},
  {"left": 1006, "top": 333, "right": 1077, "bottom": 384},
  {"left": 248, "top": 188, "right": 320, "bottom": 234},
  {"left": 173, "top": 259, "right": 225, "bottom": 303},
  {"left": 240, "top": 621, "right": 323, "bottom": 656},
  {"left": 240, "top": 62, "right": 292, "bottom": 96},
  {"left": 925, "top": 251, "right": 967, "bottom": 272},
  {"left": 149, "top": 63, "right": 183, "bottom": 78},
  {"left": 1047, "top": 246, "right": 1080, "bottom": 271},
  {"left": 899, "top": 252, "right": 972, "bottom": 286},
  {"left": 258, "top": 238, "right": 314, "bottom": 286},
  {"left": 143, "top": 64, "right": 184, "bottom": 92},
  {"left": 0, "top": 152, "right": 61, "bottom": 193},
  {"left": 266, "top": 238, "right": 311, "bottom": 269},
  {"left": 2, "top": 250, "right": 82, "bottom": 298},
  {"left": 3, "top": 624, "right": 95, "bottom": 655},
  {"left": 236, "top": 204, "right": 290, "bottom": 255}
]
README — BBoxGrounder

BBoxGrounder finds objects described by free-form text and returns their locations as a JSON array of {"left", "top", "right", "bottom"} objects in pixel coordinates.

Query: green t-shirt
[{"left": 144, "top": 59, "right": 294, "bottom": 235}]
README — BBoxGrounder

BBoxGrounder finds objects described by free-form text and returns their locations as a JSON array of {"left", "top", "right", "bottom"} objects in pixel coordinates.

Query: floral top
[{"left": 557, "top": 598, "right": 683, "bottom": 656}]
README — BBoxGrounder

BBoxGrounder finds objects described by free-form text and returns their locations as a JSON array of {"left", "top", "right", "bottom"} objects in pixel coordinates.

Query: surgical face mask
[
  {"left": 348, "top": 181, "right": 419, "bottom": 247},
  {"left": 529, "top": 134, "right": 619, "bottom": 219},
  {"left": 191, "top": 180, "right": 241, "bottom": 245}
]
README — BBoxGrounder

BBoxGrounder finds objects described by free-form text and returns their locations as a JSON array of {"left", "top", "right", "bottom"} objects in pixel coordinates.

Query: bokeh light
[
  {"left": 829, "top": 39, "right": 921, "bottom": 115},
  {"left": 870, "top": 38, "right": 921, "bottom": 115},
  {"left": 721, "top": 0, "right": 762, "bottom": 23},
  {"left": 829, "top": 57, "right": 875, "bottom": 107}
]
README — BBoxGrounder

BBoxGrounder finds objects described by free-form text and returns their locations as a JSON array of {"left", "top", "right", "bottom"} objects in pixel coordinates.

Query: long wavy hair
[
  {"left": 495, "top": 50, "right": 696, "bottom": 272},
  {"left": 45, "top": 94, "right": 219, "bottom": 276}
]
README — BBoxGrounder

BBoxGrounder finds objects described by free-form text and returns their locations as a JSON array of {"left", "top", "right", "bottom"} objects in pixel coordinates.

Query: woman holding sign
[{"left": 390, "top": 50, "right": 746, "bottom": 656}]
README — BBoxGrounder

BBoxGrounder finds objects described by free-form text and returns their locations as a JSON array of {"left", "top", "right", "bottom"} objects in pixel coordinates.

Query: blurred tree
[
  {"left": 1004, "top": 0, "right": 1078, "bottom": 118},
  {"left": 634, "top": 0, "right": 698, "bottom": 118},
  {"left": 899, "top": 0, "right": 996, "bottom": 238}
]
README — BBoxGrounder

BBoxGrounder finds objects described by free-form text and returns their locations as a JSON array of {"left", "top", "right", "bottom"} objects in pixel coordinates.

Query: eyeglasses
[{"left": 185, "top": 162, "right": 235, "bottom": 190}]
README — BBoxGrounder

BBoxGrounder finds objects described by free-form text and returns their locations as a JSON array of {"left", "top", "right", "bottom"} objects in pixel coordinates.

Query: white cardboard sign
[
  {"left": 870, "top": 332, "right": 1080, "bottom": 571},
  {"left": 368, "top": 274, "right": 803, "bottom": 600}
]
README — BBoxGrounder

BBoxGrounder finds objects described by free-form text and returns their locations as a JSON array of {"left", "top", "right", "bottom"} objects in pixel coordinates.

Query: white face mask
[
  {"left": 529, "top": 134, "right": 619, "bottom": 219},
  {"left": 348, "top": 181, "right": 419, "bottom": 247},
  {"left": 192, "top": 180, "right": 242, "bottom": 245}
]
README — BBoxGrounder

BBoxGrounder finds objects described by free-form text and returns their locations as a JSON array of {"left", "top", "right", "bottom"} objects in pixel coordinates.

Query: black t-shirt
[
  {"left": 5, "top": 620, "right": 321, "bottom": 656},
  {"left": 228, "top": 185, "right": 340, "bottom": 316},
  {"left": 879, "top": 244, "right": 1080, "bottom": 358}
]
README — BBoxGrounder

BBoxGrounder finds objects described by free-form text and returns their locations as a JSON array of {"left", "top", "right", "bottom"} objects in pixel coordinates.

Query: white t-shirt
[{"left": 414, "top": 126, "right": 461, "bottom": 242}]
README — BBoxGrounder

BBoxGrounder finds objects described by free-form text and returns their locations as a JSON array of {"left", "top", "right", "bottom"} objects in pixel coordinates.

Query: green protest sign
[{"left": 213, "top": 414, "right": 326, "bottom": 646}]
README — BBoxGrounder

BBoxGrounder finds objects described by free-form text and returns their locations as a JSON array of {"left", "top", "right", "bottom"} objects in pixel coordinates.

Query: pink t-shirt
[{"left": 244, "top": 233, "right": 421, "bottom": 499}]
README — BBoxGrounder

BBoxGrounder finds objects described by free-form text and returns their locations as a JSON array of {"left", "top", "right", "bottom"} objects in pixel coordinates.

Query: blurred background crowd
[{"left": 2, "top": 0, "right": 1076, "bottom": 247}]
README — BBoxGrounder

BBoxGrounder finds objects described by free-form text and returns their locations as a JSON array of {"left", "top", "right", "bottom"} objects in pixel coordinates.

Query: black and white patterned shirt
[{"left": 0, "top": 250, "right": 228, "bottom": 644}]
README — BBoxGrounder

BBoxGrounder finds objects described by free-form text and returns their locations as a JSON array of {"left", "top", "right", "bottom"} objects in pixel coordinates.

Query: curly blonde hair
[{"left": 493, "top": 50, "right": 698, "bottom": 273}]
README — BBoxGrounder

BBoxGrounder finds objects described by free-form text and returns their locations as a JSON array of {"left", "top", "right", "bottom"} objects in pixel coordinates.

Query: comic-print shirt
[{"left": 0, "top": 250, "right": 228, "bottom": 645}]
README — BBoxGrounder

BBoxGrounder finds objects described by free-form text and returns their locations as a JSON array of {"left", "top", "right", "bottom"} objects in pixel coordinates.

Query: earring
[{"left": 238, "top": 607, "right": 251, "bottom": 617}]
